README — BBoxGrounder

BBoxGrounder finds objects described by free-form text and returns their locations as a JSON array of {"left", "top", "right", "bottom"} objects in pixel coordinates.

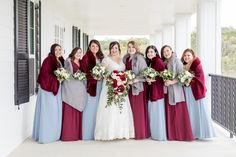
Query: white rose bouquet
[
  {"left": 141, "top": 67, "right": 159, "bottom": 84},
  {"left": 177, "top": 70, "right": 194, "bottom": 86},
  {"left": 91, "top": 64, "right": 109, "bottom": 80},
  {"left": 73, "top": 70, "right": 86, "bottom": 81},
  {"left": 54, "top": 68, "right": 70, "bottom": 83}
]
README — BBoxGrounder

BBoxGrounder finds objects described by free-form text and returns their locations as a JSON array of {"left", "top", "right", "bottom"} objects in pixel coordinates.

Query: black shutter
[
  {"left": 72, "top": 26, "right": 81, "bottom": 48},
  {"left": 86, "top": 34, "right": 89, "bottom": 49},
  {"left": 77, "top": 29, "right": 80, "bottom": 48},
  {"left": 83, "top": 33, "right": 89, "bottom": 52},
  {"left": 14, "top": 0, "right": 30, "bottom": 105},
  {"left": 72, "top": 26, "right": 76, "bottom": 48}
]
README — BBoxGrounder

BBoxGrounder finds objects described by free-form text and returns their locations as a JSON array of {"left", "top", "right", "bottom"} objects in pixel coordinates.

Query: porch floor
[{"left": 7, "top": 124, "right": 236, "bottom": 157}]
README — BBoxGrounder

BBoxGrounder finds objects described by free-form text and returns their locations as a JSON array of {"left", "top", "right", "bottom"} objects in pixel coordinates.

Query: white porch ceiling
[{"left": 58, "top": 0, "right": 197, "bottom": 35}]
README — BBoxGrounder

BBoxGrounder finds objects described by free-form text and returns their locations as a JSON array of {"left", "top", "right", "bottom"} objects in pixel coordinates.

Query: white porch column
[
  {"left": 197, "top": 0, "right": 221, "bottom": 75},
  {"left": 197, "top": 0, "right": 221, "bottom": 109},
  {"left": 175, "top": 14, "right": 191, "bottom": 58},
  {"left": 150, "top": 31, "right": 163, "bottom": 51},
  {"left": 162, "top": 25, "right": 175, "bottom": 50}
]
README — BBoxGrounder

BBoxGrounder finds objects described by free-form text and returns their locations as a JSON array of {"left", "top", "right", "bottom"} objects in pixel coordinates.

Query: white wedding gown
[{"left": 94, "top": 57, "right": 134, "bottom": 140}]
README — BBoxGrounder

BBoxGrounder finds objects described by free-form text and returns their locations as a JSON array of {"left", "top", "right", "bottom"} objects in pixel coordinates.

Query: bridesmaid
[
  {"left": 81, "top": 39, "right": 104, "bottom": 140},
  {"left": 145, "top": 45, "right": 167, "bottom": 141},
  {"left": 181, "top": 48, "right": 215, "bottom": 139},
  {"left": 32, "top": 43, "right": 64, "bottom": 144},
  {"left": 123, "top": 41, "right": 149, "bottom": 139},
  {"left": 160, "top": 45, "right": 194, "bottom": 141},
  {"left": 61, "top": 47, "right": 87, "bottom": 141}
]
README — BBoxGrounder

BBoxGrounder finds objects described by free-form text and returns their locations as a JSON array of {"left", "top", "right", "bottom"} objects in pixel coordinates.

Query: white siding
[
  {"left": 0, "top": 0, "right": 85, "bottom": 156},
  {"left": 0, "top": 1, "right": 36, "bottom": 157}
]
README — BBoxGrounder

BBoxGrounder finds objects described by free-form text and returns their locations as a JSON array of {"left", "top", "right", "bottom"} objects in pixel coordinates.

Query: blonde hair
[{"left": 127, "top": 40, "right": 141, "bottom": 53}]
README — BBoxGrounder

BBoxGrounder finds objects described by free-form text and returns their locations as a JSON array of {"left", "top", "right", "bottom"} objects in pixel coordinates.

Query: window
[
  {"left": 55, "top": 25, "right": 65, "bottom": 53},
  {"left": 29, "top": 1, "right": 34, "bottom": 55}
]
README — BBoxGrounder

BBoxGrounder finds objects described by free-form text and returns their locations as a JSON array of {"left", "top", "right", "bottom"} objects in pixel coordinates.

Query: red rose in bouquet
[
  {"left": 117, "top": 85, "right": 125, "bottom": 93},
  {"left": 106, "top": 70, "right": 129, "bottom": 113},
  {"left": 113, "top": 79, "right": 118, "bottom": 88}
]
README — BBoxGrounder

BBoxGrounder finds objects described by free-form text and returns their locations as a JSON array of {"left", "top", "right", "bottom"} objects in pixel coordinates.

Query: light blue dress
[
  {"left": 184, "top": 87, "right": 215, "bottom": 139},
  {"left": 32, "top": 86, "right": 62, "bottom": 144},
  {"left": 82, "top": 61, "right": 103, "bottom": 140},
  {"left": 148, "top": 98, "right": 167, "bottom": 141}
]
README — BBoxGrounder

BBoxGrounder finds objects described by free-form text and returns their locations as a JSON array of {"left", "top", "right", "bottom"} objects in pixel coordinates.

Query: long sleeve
[
  {"left": 37, "top": 56, "right": 59, "bottom": 95},
  {"left": 80, "top": 52, "right": 97, "bottom": 96},
  {"left": 190, "top": 62, "right": 207, "bottom": 100},
  {"left": 132, "top": 54, "right": 147, "bottom": 95},
  {"left": 149, "top": 57, "right": 165, "bottom": 101},
  {"left": 81, "top": 54, "right": 97, "bottom": 83},
  {"left": 135, "top": 55, "right": 147, "bottom": 82}
]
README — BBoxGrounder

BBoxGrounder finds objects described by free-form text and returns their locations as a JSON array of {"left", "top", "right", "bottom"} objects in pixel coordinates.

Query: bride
[{"left": 94, "top": 41, "right": 134, "bottom": 140}]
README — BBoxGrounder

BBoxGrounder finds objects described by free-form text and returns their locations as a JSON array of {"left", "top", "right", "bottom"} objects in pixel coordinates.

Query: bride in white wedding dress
[{"left": 94, "top": 41, "right": 134, "bottom": 140}]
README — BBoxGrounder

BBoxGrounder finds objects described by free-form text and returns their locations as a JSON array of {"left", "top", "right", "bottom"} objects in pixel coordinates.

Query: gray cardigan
[
  {"left": 165, "top": 52, "right": 185, "bottom": 105},
  {"left": 62, "top": 58, "right": 88, "bottom": 111},
  {"left": 123, "top": 53, "right": 147, "bottom": 95}
]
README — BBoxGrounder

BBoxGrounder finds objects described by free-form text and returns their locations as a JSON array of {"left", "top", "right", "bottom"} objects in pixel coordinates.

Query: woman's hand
[
  {"left": 146, "top": 78, "right": 156, "bottom": 84},
  {"left": 133, "top": 78, "right": 139, "bottom": 83},
  {"left": 94, "top": 76, "right": 102, "bottom": 81},
  {"left": 164, "top": 80, "right": 177, "bottom": 86},
  {"left": 128, "top": 78, "right": 139, "bottom": 85}
]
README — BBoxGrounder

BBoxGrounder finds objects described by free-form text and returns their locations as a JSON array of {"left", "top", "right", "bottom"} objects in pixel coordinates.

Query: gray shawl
[
  {"left": 62, "top": 58, "right": 87, "bottom": 111},
  {"left": 165, "top": 52, "right": 185, "bottom": 105},
  {"left": 123, "top": 53, "right": 147, "bottom": 95}
]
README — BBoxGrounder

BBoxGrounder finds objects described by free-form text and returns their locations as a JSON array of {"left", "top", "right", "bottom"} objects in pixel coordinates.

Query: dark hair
[
  {"left": 145, "top": 45, "right": 160, "bottom": 66},
  {"left": 69, "top": 47, "right": 82, "bottom": 61},
  {"left": 181, "top": 48, "right": 196, "bottom": 65},
  {"left": 109, "top": 41, "right": 121, "bottom": 54},
  {"left": 50, "top": 43, "right": 61, "bottom": 56},
  {"left": 160, "top": 45, "right": 173, "bottom": 61},
  {"left": 87, "top": 39, "right": 104, "bottom": 61}
]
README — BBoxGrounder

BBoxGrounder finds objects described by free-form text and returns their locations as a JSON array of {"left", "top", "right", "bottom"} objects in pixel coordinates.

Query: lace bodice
[{"left": 102, "top": 57, "right": 125, "bottom": 72}]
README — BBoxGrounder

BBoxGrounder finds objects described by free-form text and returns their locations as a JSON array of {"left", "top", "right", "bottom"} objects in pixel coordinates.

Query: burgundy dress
[
  {"left": 164, "top": 62, "right": 194, "bottom": 141},
  {"left": 61, "top": 61, "right": 83, "bottom": 141},
  {"left": 126, "top": 58, "right": 149, "bottom": 139}
]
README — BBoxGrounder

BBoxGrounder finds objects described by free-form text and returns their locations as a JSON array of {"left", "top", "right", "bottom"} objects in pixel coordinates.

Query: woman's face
[
  {"left": 147, "top": 48, "right": 156, "bottom": 60},
  {"left": 54, "top": 46, "right": 62, "bottom": 58},
  {"left": 127, "top": 43, "right": 136, "bottom": 55},
  {"left": 75, "top": 49, "right": 83, "bottom": 60},
  {"left": 163, "top": 47, "right": 172, "bottom": 59},
  {"left": 183, "top": 51, "right": 194, "bottom": 64},
  {"left": 89, "top": 43, "right": 99, "bottom": 54},
  {"left": 110, "top": 44, "right": 120, "bottom": 57}
]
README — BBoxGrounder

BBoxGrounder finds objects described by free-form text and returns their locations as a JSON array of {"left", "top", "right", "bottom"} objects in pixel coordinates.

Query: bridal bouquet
[
  {"left": 91, "top": 64, "right": 109, "bottom": 80},
  {"left": 73, "top": 70, "right": 86, "bottom": 81},
  {"left": 54, "top": 68, "right": 70, "bottom": 83},
  {"left": 159, "top": 69, "right": 174, "bottom": 81},
  {"left": 106, "top": 70, "right": 129, "bottom": 112},
  {"left": 141, "top": 67, "right": 159, "bottom": 84},
  {"left": 177, "top": 70, "right": 194, "bottom": 86},
  {"left": 124, "top": 70, "right": 136, "bottom": 84}
]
